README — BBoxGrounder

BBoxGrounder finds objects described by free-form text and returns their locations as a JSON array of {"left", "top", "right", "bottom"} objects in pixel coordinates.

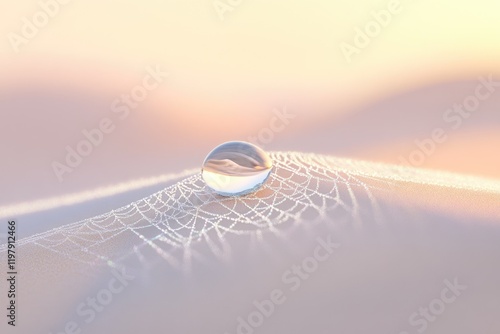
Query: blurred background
[{"left": 1, "top": 0, "right": 499, "bottom": 205}]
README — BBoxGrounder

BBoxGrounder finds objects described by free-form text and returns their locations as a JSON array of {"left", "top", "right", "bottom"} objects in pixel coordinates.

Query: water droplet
[{"left": 202, "top": 141, "right": 273, "bottom": 196}]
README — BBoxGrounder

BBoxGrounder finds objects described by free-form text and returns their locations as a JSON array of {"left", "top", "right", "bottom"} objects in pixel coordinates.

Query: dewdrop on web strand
[{"left": 201, "top": 141, "right": 274, "bottom": 196}]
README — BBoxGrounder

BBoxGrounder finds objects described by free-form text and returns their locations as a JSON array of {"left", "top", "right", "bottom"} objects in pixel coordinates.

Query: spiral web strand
[{"left": 2, "top": 152, "right": 500, "bottom": 272}]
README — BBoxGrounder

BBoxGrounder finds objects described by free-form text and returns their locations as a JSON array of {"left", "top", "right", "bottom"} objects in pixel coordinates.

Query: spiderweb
[{"left": 1, "top": 152, "right": 500, "bottom": 272}]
